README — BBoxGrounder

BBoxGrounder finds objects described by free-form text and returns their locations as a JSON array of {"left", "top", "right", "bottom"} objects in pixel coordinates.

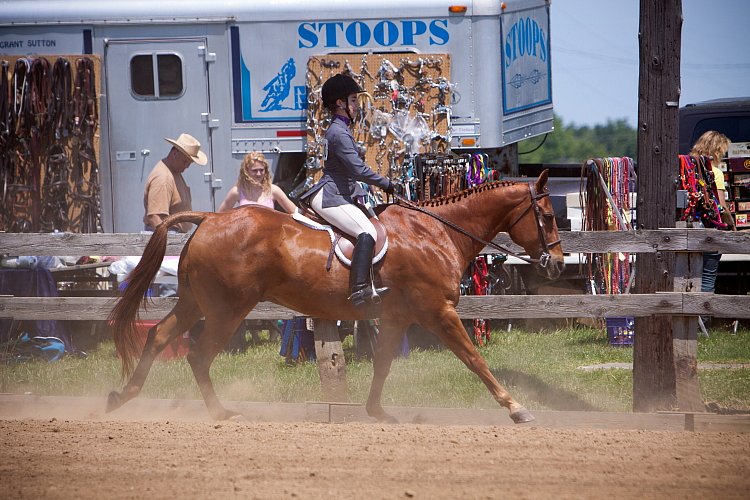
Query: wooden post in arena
[
  {"left": 672, "top": 251, "right": 706, "bottom": 411},
  {"left": 633, "top": 0, "right": 685, "bottom": 412},
  {"left": 312, "top": 320, "right": 349, "bottom": 402}
]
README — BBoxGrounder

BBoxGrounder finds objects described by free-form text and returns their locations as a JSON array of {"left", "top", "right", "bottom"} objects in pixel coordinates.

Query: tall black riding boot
[{"left": 348, "top": 233, "right": 390, "bottom": 308}]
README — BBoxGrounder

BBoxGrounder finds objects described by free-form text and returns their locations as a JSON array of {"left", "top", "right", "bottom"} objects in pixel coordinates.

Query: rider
[{"left": 301, "top": 73, "right": 395, "bottom": 308}]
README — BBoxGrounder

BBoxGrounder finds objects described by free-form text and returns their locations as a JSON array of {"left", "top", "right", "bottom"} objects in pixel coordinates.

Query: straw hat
[{"left": 164, "top": 133, "right": 208, "bottom": 165}]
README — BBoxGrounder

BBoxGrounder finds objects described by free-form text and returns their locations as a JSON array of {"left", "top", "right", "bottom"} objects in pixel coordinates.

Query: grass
[{"left": 1, "top": 324, "right": 748, "bottom": 413}]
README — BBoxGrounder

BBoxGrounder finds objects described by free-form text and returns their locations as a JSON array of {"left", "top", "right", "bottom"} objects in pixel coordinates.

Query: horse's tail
[{"left": 108, "top": 211, "right": 207, "bottom": 378}]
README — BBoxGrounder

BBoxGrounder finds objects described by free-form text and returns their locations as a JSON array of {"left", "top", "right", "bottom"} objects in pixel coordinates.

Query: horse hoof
[
  {"left": 105, "top": 391, "right": 121, "bottom": 413},
  {"left": 212, "top": 409, "right": 242, "bottom": 421},
  {"left": 366, "top": 404, "right": 399, "bottom": 424},
  {"left": 372, "top": 413, "right": 398, "bottom": 424},
  {"left": 510, "top": 408, "right": 535, "bottom": 424},
  {"left": 228, "top": 413, "right": 248, "bottom": 422}
]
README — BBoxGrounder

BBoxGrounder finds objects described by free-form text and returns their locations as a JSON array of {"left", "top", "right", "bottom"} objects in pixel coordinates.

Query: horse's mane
[{"left": 415, "top": 179, "right": 518, "bottom": 207}]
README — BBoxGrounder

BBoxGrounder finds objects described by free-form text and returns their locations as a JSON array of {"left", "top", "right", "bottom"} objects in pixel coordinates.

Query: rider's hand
[{"left": 384, "top": 181, "right": 395, "bottom": 196}]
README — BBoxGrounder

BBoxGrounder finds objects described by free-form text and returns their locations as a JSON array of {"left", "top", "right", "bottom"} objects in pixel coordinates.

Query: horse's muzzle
[{"left": 537, "top": 255, "right": 564, "bottom": 280}]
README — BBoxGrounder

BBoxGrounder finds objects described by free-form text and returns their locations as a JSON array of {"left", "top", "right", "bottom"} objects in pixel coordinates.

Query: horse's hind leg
[
  {"left": 422, "top": 307, "right": 534, "bottom": 424},
  {"left": 107, "top": 297, "right": 202, "bottom": 413},
  {"left": 187, "top": 312, "right": 250, "bottom": 420},
  {"left": 365, "top": 321, "right": 408, "bottom": 423}
]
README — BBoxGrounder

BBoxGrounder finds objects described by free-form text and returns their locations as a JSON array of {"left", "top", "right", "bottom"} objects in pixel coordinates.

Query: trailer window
[{"left": 130, "top": 53, "right": 184, "bottom": 99}]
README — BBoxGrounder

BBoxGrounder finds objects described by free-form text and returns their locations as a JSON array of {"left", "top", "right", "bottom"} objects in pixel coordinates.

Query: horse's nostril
[{"left": 556, "top": 260, "right": 565, "bottom": 273}]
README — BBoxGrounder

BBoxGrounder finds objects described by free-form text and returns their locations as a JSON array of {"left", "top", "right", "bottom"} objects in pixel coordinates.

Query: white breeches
[{"left": 311, "top": 190, "right": 376, "bottom": 240}]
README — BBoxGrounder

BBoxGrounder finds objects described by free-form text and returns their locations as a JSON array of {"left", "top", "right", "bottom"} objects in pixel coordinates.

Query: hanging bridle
[{"left": 394, "top": 182, "right": 560, "bottom": 267}]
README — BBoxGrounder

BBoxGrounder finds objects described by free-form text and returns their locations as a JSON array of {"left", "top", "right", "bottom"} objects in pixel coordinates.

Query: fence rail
[
  {"left": 2, "top": 228, "right": 750, "bottom": 255},
  {"left": 1, "top": 293, "right": 748, "bottom": 320},
  {"left": 1, "top": 229, "right": 749, "bottom": 319}
]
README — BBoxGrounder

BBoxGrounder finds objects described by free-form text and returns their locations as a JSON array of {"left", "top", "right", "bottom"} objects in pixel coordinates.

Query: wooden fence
[
  {"left": 1, "top": 228, "right": 749, "bottom": 320},
  {"left": 2, "top": 228, "right": 749, "bottom": 407}
]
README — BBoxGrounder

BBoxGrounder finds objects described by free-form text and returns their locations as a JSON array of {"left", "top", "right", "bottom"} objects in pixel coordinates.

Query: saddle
[{"left": 293, "top": 205, "right": 388, "bottom": 269}]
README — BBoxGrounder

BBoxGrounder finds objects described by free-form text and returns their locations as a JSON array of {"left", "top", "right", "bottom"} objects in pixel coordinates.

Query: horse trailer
[{"left": 0, "top": 0, "right": 553, "bottom": 232}]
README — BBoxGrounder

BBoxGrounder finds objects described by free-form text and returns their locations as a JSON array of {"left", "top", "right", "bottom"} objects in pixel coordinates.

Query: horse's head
[{"left": 506, "top": 170, "right": 565, "bottom": 280}]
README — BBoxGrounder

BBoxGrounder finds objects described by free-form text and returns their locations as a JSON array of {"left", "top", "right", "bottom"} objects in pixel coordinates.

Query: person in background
[
  {"left": 143, "top": 133, "right": 208, "bottom": 233},
  {"left": 217, "top": 151, "right": 297, "bottom": 214},
  {"left": 217, "top": 151, "right": 296, "bottom": 353},
  {"left": 690, "top": 131, "right": 735, "bottom": 326}
]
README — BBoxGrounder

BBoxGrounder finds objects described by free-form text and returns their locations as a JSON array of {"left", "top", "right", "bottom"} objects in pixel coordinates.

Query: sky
[{"left": 551, "top": 0, "right": 750, "bottom": 127}]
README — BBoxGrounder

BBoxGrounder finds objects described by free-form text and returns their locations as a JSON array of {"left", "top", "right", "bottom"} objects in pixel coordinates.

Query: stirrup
[{"left": 349, "top": 285, "right": 390, "bottom": 308}]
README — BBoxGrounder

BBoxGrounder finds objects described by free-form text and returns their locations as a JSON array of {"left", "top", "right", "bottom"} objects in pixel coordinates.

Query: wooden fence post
[
  {"left": 312, "top": 319, "right": 349, "bottom": 402},
  {"left": 672, "top": 251, "right": 705, "bottom": 411},
  {"left": 633, "top": 0, "right": 683, "bottom": 412}
]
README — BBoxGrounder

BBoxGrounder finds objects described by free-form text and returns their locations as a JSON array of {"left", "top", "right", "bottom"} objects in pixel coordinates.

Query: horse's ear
[{"left": 535, "top": 169, "right": 549, "bottom": 192}]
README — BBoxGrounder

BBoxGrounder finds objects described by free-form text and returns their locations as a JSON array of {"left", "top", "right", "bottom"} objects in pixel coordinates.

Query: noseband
[
  {"left": 506, "top": 184, "right": 562, "bottom": 268},
  {"left": 393, "top": 182, "right": 559, "bottom": 267}
]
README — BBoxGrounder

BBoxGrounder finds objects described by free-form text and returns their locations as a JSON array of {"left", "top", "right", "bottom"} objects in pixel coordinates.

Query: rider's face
[{"left": 338, "top": 93, "right": 359, "bottom": 117}]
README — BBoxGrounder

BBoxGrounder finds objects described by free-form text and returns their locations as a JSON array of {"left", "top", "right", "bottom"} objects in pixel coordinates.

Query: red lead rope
[
  {"left": 471, "top": 256, "right": 490, "bottom": 346},
  {"left": 679, "top": 155, "right": 726, "bottom": 229}
]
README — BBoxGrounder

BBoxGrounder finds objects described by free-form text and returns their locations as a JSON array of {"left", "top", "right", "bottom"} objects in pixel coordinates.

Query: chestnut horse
[{"left": 107, "top": 170, "right": 564, "bottom": 423}]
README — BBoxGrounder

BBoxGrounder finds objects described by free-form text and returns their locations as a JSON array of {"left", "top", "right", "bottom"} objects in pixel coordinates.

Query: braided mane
[{"left": 416, "top": 180, "right": 518, "bottom": 207}]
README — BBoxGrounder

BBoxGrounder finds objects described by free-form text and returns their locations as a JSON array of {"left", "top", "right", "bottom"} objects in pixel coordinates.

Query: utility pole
[{"left": 633, "top": 0, "right": 684, "bottom": 411}]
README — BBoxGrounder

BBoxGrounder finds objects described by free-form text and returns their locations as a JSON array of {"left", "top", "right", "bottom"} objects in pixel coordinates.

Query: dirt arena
[{"left": 1, "top": 396, "right": 749, "bottom": 499}]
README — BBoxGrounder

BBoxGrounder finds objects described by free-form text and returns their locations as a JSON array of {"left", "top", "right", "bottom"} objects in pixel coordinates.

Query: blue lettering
[
  {"left": 401, "top": 20, "right": 427, "bottom": 46},
  {"left": 429, "top": 19, "right": 449, "bottom": 46},
  {"left": 525, "top": 18, "right": 533, "bottom": 56},
  {"left": 298, "top": 22, "right": 317, "bottom": 49},
  {"left": 373, "top": 20, "right": 398, "bottom": 46},
  {"left": 504, "top": 17, "right": 547, "bottom": 66},
  {"left": 296, "top": 18, "right": 450, "bottom": 48},
  {"left": 539, "top": 30, "right": 547, "bottom": 61},
  {"left": 346, "top": 21, "right": 371, "bottom": 47},
  {"left": 318, "top": 22, "right": 344, "bottom": 48},
  {"left": 504, "top": 24, "right": 515, "bottom": 68},
  {"left": 0, "top": 40, "right": 23, "bottom": 49}
]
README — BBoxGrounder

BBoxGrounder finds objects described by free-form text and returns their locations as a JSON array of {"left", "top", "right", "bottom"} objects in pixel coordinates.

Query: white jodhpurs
[{"left": 311, "top": 190, "right": 376, "bottom": 240}]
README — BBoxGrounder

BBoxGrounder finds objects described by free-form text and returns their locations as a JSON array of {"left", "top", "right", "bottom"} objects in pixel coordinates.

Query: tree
[{"left": 518, "top": 115, "right": 637, "bottom": 164}]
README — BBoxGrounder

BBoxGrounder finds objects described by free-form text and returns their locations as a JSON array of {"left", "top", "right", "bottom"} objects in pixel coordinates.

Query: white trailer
[{"left": 0, "top": 0, "right": 552, "bottom": 232}]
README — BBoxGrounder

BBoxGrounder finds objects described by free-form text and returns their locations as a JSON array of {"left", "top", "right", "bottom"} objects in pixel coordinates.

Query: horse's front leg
[
  {"left": 422, "top": 305, "right": 534, "bottom": 424},
  {"left": 365, "top": 321, "right": 407, "bottom": 423}
]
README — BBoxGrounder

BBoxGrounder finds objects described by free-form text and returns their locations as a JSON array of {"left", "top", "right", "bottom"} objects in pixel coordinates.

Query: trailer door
[{"left": 105, "top": 38, "right": 214, "bottom": 233}]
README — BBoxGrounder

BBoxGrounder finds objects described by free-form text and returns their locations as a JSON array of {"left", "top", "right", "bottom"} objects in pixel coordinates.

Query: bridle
[
  {"left": 393, "top": 182, "right": 560, "bottom": 267},
  {"left": 505, "top": 183, "right": 562, "bottom": 268}
]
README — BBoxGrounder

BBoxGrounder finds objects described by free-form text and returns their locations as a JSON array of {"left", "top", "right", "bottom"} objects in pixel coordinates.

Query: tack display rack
[
  {"left": 303, "top": 52, "right": 454, "bottom": 198},
  {"left": 726, "top": 142, "right": 750, "bottom": 230},
  {"left": 0, "top": 54, "right": 102, "bottom": 234}
]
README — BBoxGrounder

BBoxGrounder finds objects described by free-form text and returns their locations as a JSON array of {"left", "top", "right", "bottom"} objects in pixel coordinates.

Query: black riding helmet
[{"left": 321, "top": 74, "right": 364, "bottom": 110}]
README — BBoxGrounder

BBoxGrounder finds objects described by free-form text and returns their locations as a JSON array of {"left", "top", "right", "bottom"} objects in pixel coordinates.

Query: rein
[{"left": 393, "top": 182, "right": 557, "bottom": 267}]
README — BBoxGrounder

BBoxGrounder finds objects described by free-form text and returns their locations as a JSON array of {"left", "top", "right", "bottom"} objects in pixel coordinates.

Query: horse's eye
[{"left": 543, "top": 213, "right": 555, "bottom": 223}]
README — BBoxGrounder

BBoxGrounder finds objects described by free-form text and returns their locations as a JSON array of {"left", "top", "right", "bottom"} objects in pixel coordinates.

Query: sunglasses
[{"left": 249, "top": 168, "right": 266, "bottom": 174}]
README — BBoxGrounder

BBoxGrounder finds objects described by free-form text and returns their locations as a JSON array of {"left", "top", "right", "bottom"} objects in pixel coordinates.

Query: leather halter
[
  {"left": 505, "top": 184, "right": 562, "bottom": 268},
  {"left": 394, "top": 182, "right": 559, "bottom": 267}
]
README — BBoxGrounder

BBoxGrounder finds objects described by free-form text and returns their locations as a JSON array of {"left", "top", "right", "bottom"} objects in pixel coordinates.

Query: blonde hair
[
  {"left": 238, "top": 152, "right": 271, "bottom": 195},
  {"left": 690, "top": 131, "right": 731, "bottom": 162}
]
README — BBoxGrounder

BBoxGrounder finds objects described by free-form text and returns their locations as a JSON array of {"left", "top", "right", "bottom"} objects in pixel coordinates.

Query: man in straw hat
[{"left": 143, "top": 133, "right": 208, "bottom": 233}]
